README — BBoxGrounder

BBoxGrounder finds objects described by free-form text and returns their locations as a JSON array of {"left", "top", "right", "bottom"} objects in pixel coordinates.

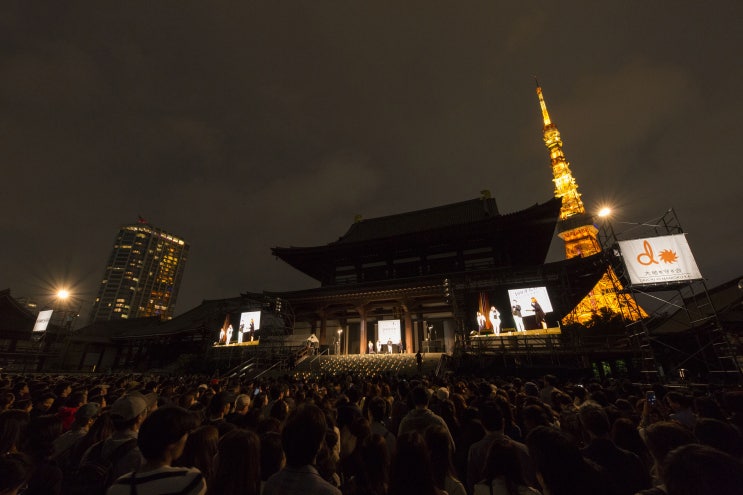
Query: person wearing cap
[
  {"left": 80, "top": 393, "right": 155, "bottom": 484},
  {"left": 53, "top": 402, "right": 101, "bottom": 458}
]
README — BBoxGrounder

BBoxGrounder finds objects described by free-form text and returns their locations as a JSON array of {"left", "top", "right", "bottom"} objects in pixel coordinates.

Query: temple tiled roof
[{"left": 336, "top": 196, "right": 499, "bottom": 244}]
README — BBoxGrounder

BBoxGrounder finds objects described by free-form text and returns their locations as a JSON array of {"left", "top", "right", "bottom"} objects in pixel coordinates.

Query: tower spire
[
  {"left": 534, "top": 80, "right": 646, "bottom": 324},
  {"left": 535, "top": 78, "right": 552, "bottom": 127},
  {"left": 535, "top": 82, "right": 585, "bottom": 221}
]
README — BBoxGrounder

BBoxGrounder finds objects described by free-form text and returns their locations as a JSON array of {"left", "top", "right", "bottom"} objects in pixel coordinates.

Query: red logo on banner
[
  {"left": 637, "top": 240, "right": 679, "bottom": 266},
  {"left": 658, "top": 249, "right": 679, "bottom": 264}
]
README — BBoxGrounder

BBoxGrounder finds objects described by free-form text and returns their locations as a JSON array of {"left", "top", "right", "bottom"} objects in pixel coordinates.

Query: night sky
[{"left": 2, "top": 2, "right": 741, "bottom": 317}]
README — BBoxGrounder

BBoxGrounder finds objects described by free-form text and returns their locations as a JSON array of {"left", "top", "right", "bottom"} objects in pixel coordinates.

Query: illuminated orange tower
[{"left": 536, "top": 82, "right": 644, "bottom": 323}]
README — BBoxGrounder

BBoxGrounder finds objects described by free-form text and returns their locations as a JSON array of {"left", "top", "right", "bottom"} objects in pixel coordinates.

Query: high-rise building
[
  {"left": 89, "top": 220, "right": 189, "bottom": 322},
  {"left": 535, "top": 82, "right": 644, "bottom": 324}
]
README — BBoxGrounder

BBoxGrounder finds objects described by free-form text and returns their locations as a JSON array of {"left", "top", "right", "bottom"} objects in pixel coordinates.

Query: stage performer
[
  {"left": 237, "top": 325, "right": 244, "bottom": 344},
  {"left": 219, "top": 327, "right": 226, "bottom": 345},
  {"left": 512, "top": 300, "right": 525, "bottom": 332},
  {"left": 376, "top": 340, "right": 382, "bottom": 354},
  {"left": 476, "top": 311, "right": 486, "bottom": 334},
  {"left": 489, "top": 306, "right": 501, "bottom": 335},
  {"left": 368, "top": 340, "right": 375, "bottom": 354},
  {"left": 226, "top": 324, "right": 234, "bottom": 344},
  {"left": 249, "top": 319, "right": 255, "bottom": 341},
  {"left": 387, "top": 339, "right": 393, "bottom": 354},
  {"left": 531, "top": 297, "right": 547, "bottom": 329}
]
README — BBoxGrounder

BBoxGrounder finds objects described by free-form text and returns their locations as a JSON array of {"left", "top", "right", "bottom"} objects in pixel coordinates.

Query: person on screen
[
  {"left": 489, "top": 306, "right": 501, "bottom": 335},
  {"left": 531, "top": 297, "right": 547, "bottom": 329},
  {"left": 226, "top": 324, "right": 234, "bottom": 344},
  {"left": 476, "top": 311, "right": 486, "bottom": 334},
  {"left": 249, "top": 319, "right": 255, "bottom": 341},
  {"left": 512, "top": 300, "right": 525, "bottom": 332}
]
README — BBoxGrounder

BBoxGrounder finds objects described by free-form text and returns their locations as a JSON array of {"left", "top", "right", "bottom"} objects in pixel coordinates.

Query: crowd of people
[{"left": 1, "top": 369, "right": 742, "bottom": 495}]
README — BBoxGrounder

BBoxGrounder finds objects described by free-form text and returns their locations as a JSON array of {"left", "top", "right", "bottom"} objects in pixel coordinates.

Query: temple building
[
  {"left": 535, "top": 83, "right": 645, "bottom": 324},
  {"left": 272, "top": 193, "right": 607, "bottom": 354}
]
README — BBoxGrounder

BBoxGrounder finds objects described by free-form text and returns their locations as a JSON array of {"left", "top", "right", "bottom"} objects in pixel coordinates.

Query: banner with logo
[{"left": 618, "top": 234, "right": 702, "bottom": 285}]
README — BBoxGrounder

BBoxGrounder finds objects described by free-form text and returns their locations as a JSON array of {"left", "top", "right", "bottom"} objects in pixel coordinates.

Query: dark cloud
[{"left": 1, "top": 1, "right": 741, "bottom": 314}]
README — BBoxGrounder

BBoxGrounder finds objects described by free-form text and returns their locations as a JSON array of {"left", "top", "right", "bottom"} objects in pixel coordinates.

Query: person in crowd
[
  {"left": 263, "top": 403, "right": 341, "bottom": 495},
  {"left": 80, "top": 394, "right": 153, "bottom": 487},
  {"left": 526, "top": 425, "right": 610, "bottom": 495},
  {"left": 693, "top": 417, "right": 743, "bottom": 458},
  {"left": 397, "top": 386, "right": 454, "bottom": 448},
  {"left": 29, "top": 392, "right": 56, "bottom": 420},
  {"left": 454, "top": 406, "right": 485, "bottom": 486},
  {"left": 468, "top": 400, "right": 536, "bottom": 493},
  {"left": 578, "top": 401, "right": 650, "bottom": 495},
  {"left": 388, "top": 431, "right": 444, "bottom": 495},
  {"left": 23, "top": 414, "right": 64, "bottom": 495},
  {"left": 259, "top": 431, "right": 285, "bottom": 490},
  {"left": 610, "top": 417, "right": 652, "bottom": 469},
  {"left": 53, "top": 402, "right": 101, "bottom": 458},
  {"left": 473, "top": 437, "right": 540, "bottom": 495},
  {"left": 174, "top": 425, "right": 218, "bottom": 482},
  {"left": 664, "top": 392, "right": 696, "bottom": 429},
  {"left": 539, "top": 375, "right": 561, "bottom": 407},
  {"left": 57, "top": 391, "right": 88, "bottom": 431},
  {"left": 637, "top": 421, "right": 696, "bottom": 493},
  {"left": 207, "top": 429, "right": 261, "bottom": 495},
  {"left": 341, "top": 433, "right": 389, "bottom": 495},
  {"left": 662, "top": 443, "right": 743, "bottom": 495},
  {"left": 426, "top": 423, "right": 466, "bottom": 495},
  {"left": 0, "top": 410, "right": 30, "bottom": 454},
  {"left": 367, "top": 396, "right": 396, "bottom": 458},
  {"left": 205, "top": 391, "right": 232, "bottom": 425},
  {"left": 0, "top": 452, "right": 32, "bottom": 495},
  {"left": 225, "top": 393, "right": 251, "bottom": 426},
  {"left": 107, "top": 406, "right": 204, "bottom": 495}
]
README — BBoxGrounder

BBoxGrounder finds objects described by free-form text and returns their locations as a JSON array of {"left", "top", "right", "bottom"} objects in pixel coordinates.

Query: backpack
[{"left": 66, "top": 438, "right": 138, "bottom": 495}]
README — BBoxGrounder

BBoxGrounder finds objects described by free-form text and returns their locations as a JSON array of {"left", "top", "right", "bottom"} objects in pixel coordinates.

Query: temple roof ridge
[{"left": 334, "top": 195, "right": 500, "bottom": 245}]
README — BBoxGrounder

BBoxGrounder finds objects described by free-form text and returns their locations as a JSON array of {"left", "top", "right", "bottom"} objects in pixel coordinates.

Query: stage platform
[
  {"left": 468, "top": 327, "right": 563, "bottom": 353},
  {"left": 472, "top": 327, "right": 561, "bottom": 338}
]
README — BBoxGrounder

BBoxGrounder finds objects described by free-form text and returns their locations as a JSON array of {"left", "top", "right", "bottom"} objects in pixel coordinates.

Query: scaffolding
[{"left": 598, "top": 209, "right": 742, "bottom": 384}]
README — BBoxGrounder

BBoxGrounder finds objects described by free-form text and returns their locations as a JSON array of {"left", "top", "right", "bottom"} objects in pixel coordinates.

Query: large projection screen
[
  {"left": 507, "top": 287, "right": 554, "bottom": 313},
  {"left": 618, "top": 234, "right": 702, "bottom": 285},
  {"left": 377, "top": 320, "right": 401, "bottom": 344}
]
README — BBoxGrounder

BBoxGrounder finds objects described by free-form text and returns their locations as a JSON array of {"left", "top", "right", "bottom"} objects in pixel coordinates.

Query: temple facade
[{"left": 273, "top": 194, "right": 606, "bottom": 354}]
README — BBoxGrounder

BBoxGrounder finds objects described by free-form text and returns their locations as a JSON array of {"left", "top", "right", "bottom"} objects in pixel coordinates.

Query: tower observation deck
[{"left": 536, "top": 83, "right": 644, "bottom": 324}]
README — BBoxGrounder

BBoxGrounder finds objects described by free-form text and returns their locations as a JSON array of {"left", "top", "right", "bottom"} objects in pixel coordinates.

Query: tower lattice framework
[{"left": 536, "top": 83, "right": 645, "bottom": 324}]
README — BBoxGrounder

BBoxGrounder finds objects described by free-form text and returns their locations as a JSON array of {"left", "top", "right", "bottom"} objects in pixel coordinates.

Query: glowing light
[
  {"left": 56, "top": 289, "right": 70, "bottom": 300},
  {"left": 598, "top": 207, "right": 612, "bottom": 218}
]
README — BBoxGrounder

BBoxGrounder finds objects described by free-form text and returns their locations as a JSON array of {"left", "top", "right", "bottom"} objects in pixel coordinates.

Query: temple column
[
  {"left": 404, "top": 308, "right": 413, "bottom": 354},
  {"left": 415, "top": 312, "right": 424, "bottom": 352},
  {"left": 318, "top": 312, "right": 328, "bottom": 345},
  {"left": 358, "top": 305, "right": 368, "bottom": 354}
]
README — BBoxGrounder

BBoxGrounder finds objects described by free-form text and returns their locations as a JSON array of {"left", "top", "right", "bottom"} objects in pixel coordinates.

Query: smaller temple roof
[{"left": 0, "top": 289, "right": 35, "bottom": 334}]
